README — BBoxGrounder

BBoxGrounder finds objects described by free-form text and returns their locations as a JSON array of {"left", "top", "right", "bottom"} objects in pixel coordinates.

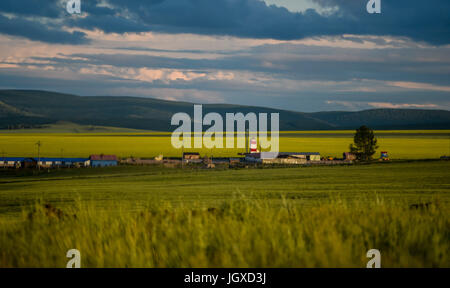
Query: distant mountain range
[{"left": 1, "top": 90, "right": 450, "bottom": 131}]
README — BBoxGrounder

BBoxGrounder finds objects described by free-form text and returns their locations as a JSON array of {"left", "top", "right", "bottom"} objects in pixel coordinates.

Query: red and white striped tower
[{"left": 250, "top": 138, "right": 258, "bottom": 153}]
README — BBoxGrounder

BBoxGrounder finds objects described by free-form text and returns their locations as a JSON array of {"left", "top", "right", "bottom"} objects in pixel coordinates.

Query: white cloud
[
  {"left": 367, "top": 102, "right": 439, "bottom": 109},
  {"left": 0, "top": 63, "right": 18, "bottom": 68},
  {"left": 326, "top": 100, "right": 441, "bottom": 110},
  {"left": 386, "top": 81, "right": 450, "bottom": 92}
]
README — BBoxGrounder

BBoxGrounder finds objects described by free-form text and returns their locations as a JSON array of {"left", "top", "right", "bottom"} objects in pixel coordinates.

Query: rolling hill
[{"left": 0, "top": 90, "right": 449, "bottom": 131}]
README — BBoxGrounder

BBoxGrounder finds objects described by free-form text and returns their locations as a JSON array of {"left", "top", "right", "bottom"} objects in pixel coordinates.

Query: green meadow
[
  {"left": 0, "top": 130, "right": 449, "bottom": 267},
  {"left": 0, "top": 161, "right": 449, "bottom": 267}
]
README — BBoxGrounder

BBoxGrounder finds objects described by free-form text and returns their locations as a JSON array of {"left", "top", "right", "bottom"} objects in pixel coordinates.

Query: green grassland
[
  {"left": 0, "top": 130, "right": 449, "bottom": 159},
  {"left": 0, "top": 130, "right": 449, "bottom": 267},
  {"left": 0, "top": 161, "right": 449, "bottom": 267}
]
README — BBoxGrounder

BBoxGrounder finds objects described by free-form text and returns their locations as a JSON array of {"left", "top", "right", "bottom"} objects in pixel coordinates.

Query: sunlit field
[
  {"left": 0, "top": 130, "right": 449, "bottom": 159},
  {"left": 0, "top": 161, "right": 449, "bottom": 267}
]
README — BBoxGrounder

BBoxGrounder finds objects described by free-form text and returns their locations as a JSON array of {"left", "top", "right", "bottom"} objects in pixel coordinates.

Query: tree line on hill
[{"left": 1, "top": 90, "right": 450, "bottom": 131}]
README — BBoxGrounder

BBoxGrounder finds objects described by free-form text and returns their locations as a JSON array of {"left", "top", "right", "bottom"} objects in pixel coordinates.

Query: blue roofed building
[{"left": 90, "top": 155, "right": 118, "bottom": 167}]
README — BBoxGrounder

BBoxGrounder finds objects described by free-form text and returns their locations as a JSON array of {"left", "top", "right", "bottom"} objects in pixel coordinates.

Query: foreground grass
[
  {"left": 0, "top": 196, "right": 448, "bottom": 268},
  {"left": 0, "top": 161, "right": 449, "bottom": 267},
  {"left": 1, "top": 161, "right": 449, "bottom": 216}
]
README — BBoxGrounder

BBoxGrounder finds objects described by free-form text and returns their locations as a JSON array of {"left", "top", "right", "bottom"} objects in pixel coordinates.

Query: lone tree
[{"left": 350, "top": 126, "right": 379, "bottom": 161}]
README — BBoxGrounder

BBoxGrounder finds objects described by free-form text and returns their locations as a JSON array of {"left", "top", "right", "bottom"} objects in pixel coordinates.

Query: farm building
[
  {"left": 121, "top": 157, "right": 162, "bottom": 165},
  {"left": 343, "top": 152, "right": 357, "bottom": 161},
  {"left": 90, "top": 155, "right": 118, "bottom": 167},
  {"left": 245, "top": 152, "right": 320, "bottom": 164},
  {"left": 61, "top": 158, "right": 90, "bottom": 167},
  {"left": 300, "top": 152, "right": 321, "bottom": 162},
  {"left": 1, "top": 157, "right": 24, "bottom": 168},
  {"left": 22, "top": 158, "right": 38, "bottom": 169},
  {"left": 35, "top": 158, "right": 90, "bottom": 168},
  {"left": 183, "top": 152, "right": 200, "bottom": 160},
  {"left": 1, "top": 157, "right": 90, "bottom": 169},
  {"left": 38, "top": 158, "right": 61, "bottom": 168},
  {"left": 380, "top": 151, "right": 390, "bottom": 161}
]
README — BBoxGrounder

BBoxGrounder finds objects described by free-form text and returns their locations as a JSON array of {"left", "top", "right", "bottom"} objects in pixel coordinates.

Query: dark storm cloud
[
  {"left": 0, "top": 0, "right": 61, "bottom": 17},
  {"left": 0, "top": 0, "right": 114, "bottom": 17},
  {"left": 1, "top": 0, "right": 449, "bottom": 44},
  {"left": 312, "top": 0, "right": 450, "bottom": 44},
  {"left": 0, "top": 14, "right": 89, "bottom": 44},
  {"left": 74, "top": 0, "right": 450, "bottom": 44},
  {"left": 65, "top": 14, "right": 150, "bottom": 34}
]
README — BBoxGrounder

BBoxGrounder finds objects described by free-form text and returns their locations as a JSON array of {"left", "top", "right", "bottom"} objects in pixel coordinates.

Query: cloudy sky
[{"left": 0, "top": 0, "right": 449, "bottom": 112}]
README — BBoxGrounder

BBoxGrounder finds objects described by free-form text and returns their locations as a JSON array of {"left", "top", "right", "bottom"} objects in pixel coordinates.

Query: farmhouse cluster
[
  {"left": 0, "top": 135, "right": 391, "bottom": 169},
  {"left": 0, "top": 155, "right": 117, "bottom": 169},
  {"left": 0, "top": 150, "right": 362, "bottom": 169}
]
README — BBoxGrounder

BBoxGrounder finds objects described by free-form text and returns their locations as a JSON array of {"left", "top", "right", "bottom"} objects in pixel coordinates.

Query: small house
[
  {"left": 2, "top": 157, "right": 24, "bottom": 168},
  {"left": 303, "top": 152, "right": 321, "bottom": 162},
  {"left": 245, "top": 152, "right": 320, "bottom": 164},
  {"left": 90, "top": 155, "right": 118, "bottom": 167},
  {"left": 380, "top": 151, "right": 389, "bottom": 161},
  {"left": 62, "top": 158, "right": 90, "bottom": 168},
  {"left": 343, "top": 152, "right": 357, "bottom": 161},
  {"left": 183, "top": 152, "right": 200, "bottom": 160},
  {"left": 23, "top": 158, "right": 38, "bottom": 169},
  {"left": 38, "top": 159, "right": 55, "bottom": 168}
]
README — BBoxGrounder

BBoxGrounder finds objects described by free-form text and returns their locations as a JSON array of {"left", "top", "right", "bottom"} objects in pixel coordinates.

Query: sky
[{"left": 0, "top": 0, "right": 449, "bottom": 112}]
